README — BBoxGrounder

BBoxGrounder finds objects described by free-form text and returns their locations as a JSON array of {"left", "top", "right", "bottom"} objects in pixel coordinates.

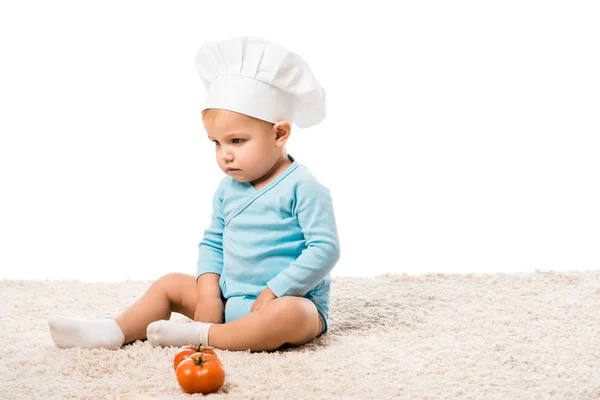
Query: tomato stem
[{"left": 192, "top": 356, "right": 218, "bottom": 367}]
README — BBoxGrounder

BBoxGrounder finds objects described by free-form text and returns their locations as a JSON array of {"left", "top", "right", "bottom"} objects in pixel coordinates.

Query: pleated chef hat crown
[{"left": 195, "top": 36, "right": 326, "bottom": 128}]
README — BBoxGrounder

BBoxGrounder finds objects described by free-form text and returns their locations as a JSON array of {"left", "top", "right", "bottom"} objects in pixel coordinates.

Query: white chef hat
[{"left": 194, "top": 36, "right": 326, "bottom": 128}]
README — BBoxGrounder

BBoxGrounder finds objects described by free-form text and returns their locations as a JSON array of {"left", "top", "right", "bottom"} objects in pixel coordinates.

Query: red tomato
[
  {"left": 176, "top": 352, "right": 225, "bottom": 394},
  {"left": 173, "top": 345, "right": 218, "bottom": 371},
  {"left": 181, "top": 345, "right": 217, "bottom": 356}
]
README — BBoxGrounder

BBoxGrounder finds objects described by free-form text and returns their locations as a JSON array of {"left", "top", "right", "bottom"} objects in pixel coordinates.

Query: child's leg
[
  {"left": 210, "top": 296, "right": 324, "bottom": 351},
  {"left": 49, "top": 273, "right": 199, "bottom": 349},
  {"left": 148, "top": 296, "right": 324, "bottom": 352},
  {"left": 114, "top": 273, "right": 198, "bottom": 344}
]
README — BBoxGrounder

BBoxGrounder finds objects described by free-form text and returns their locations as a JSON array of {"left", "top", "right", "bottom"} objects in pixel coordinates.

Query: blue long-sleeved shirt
[{"left": 196, "top": 156, "right": 340, "bottom": 299}]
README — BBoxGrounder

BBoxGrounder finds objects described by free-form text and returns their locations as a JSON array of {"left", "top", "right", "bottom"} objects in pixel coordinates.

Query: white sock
[
  {"left": 146, "top": 320, "right": 212, "bottom": 348},
  {"left": 48, "top": 317, "right": 125, "bottom": 350}
]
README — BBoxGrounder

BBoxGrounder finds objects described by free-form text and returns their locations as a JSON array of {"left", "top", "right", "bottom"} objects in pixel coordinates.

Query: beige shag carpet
[{"left": 1, "top": 270, "right": 600, "bottom": 399}]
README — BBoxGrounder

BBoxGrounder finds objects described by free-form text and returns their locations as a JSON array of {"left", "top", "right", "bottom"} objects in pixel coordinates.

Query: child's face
[{"left": 203, "top": 110, "right": 289, "bottom": 184}]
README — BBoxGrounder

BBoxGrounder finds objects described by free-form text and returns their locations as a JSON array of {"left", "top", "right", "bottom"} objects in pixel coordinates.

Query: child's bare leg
[
  {"left": 148, "top": 296, "right": 323, "bottom": 351},
  {"left": 115, "top": 273, "right": 198, "bottom": 344},
  {"left": 209, "top": 297, "right": 323, "bottom": 351},
  {"left": 49, "top": 273, "right": 199, "bottom": 349}
]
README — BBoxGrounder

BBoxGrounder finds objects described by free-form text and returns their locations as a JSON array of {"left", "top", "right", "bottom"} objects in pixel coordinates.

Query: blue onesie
[{"left": 196, "top": 155, "right": 340, "bottom": 334}]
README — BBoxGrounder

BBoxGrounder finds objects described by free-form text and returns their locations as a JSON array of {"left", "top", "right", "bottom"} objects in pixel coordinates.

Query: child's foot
[
  {"left": 48, "top": 317, "right": 125, "bottom": 350},
  {"left": 146, "top": 320, "right": 212, "bottom": 348}
]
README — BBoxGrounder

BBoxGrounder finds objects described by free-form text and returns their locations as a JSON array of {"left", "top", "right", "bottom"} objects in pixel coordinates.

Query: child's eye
[
  {"left": 212, "top": 140, "right": 220, "bottom": 146},
  {"left": 231, "top": 138, "right": 243, "bottom": 144}
]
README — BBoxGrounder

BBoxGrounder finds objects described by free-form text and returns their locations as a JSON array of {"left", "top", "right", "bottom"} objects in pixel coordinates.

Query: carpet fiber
[{"left": 1, "top": 270, "right": 600, "bottom": 399}]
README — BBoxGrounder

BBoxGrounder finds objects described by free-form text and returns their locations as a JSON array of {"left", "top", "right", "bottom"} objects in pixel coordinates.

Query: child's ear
[{"left": 273, "top": 121, "right": 291, "bottom": 145}]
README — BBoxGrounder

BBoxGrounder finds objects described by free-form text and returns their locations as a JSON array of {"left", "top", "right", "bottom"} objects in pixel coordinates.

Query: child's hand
[
  {"left": 251, "top": 287, "right": 277, "bottom": 312},
  {"left": 194, "top": 297, "right": 225, "bottom": 324}
]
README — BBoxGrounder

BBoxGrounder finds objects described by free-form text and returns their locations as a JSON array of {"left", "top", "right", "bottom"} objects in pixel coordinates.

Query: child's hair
[{"left": 202, "top": 108, "right": 275, "bottom": 129}]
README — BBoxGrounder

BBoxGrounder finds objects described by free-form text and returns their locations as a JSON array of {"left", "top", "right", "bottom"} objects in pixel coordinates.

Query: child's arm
[
  {"left": 196, "top": 182, "right": 225, "bottom": 278},
  {"left": 195, "top": 181, "right": 226, "bottom": 322},
  {"left": 195, "top": 273, "right": 224, "bottom": 323},
  {"left": 266, "top": 179, "right": 340, "bottom": 298}
]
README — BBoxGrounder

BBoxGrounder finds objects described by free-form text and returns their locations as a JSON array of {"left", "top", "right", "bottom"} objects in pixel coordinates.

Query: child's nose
[{"left": 220, "top": 149, "right": 234, "bottom": 161}]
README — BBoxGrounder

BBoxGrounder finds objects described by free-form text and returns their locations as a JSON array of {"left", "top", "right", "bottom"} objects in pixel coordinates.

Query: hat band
[{"left": 202, "top": 75, "right": 294, "bottom": 124}]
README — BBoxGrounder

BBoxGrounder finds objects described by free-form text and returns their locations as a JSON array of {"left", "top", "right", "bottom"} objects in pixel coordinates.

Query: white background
[{"left": 1, "top": 1, "right": 598, "bottom": 282}]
